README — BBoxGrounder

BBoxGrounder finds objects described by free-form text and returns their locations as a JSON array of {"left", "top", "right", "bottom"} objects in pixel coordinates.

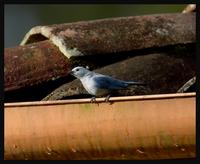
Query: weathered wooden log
[
  {"left": 4, "top": 40, "right": 71, "bottom": 92},
  {"left": 21, "top": 13, "right": 196, "bottom": 58},
  {"left": 43, "top": 50, "right": 195, "bottom": 100}
]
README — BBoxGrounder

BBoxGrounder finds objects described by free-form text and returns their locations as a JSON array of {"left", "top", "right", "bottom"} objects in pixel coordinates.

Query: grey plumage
[{"left": 70, "top": 66, "right": 145, "bottom": 97}]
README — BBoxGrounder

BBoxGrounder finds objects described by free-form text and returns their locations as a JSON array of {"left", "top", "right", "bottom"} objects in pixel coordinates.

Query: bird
[{"left": 70, "top": 66, "right": 146, "bottom": 102}]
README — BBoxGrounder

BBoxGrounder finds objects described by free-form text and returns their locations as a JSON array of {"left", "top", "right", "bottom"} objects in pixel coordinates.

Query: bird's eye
[{"left": 76, "top": 69, "right": 79, "bottom": 71}]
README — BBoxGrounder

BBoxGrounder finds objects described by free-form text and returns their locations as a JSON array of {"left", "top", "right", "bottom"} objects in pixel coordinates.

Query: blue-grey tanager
[{"left": 70, "top": 66, "right": 145, "bottom": 101}]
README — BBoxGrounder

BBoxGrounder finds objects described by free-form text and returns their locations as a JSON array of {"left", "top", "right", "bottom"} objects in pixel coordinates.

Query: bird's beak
[{"left": 69, "top": 70, "right": 73, "bottom": 75}]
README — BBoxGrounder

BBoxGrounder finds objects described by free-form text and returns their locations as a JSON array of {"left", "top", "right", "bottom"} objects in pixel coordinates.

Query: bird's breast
[{"left": 80, "top": 77, "right": 109, "bottom": 96}]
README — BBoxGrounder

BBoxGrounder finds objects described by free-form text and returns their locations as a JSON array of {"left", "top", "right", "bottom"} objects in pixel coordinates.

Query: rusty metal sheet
[
  {"left": 4, "top": 93, "right": 196, "bottom": 160},
  {"left": 21, "top": 13, "right": 196, "bottom": 58},
  {"left": 4, "top": 40, "right": 71, "bottom": 92}
]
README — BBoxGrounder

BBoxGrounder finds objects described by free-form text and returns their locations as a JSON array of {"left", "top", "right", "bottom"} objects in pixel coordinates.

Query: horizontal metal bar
[{"left": 5, "top": 92, "right": 196, "bottom": 107}]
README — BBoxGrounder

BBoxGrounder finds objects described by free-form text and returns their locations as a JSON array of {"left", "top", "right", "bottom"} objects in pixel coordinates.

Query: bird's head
[{"left": 70, "top": 66, "right": 90, "bottom": 79}]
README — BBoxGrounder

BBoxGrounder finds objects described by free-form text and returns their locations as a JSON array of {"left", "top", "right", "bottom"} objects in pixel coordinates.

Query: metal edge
[{"left": 4, "top": 92, "right": 196, "bottom": 107}]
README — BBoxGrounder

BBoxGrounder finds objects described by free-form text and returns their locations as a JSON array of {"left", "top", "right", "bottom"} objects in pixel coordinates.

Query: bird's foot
[
  {"left": 105, "top": 95, "right": 111, "bottom": 103},
  {"left": 90, "top": 96, "right": 97, "bottom": 103}
]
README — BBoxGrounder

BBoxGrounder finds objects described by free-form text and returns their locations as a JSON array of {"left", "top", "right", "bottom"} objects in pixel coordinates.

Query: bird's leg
[
  {"left": 105, "top": 95, "right": 111, "bottom": 102},
  {"left": 90, "top": 96, "right": 97, "bottom": 103}
]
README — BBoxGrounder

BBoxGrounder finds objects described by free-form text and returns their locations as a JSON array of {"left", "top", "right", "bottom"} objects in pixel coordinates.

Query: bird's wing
[{"left": 92, "top": 75, "right": 128, "bottom": 90}]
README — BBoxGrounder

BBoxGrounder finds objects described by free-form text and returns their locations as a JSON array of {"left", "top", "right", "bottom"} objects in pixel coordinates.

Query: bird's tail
[{"left": 125, "top": 81, "right": 146, "bottom": 86}]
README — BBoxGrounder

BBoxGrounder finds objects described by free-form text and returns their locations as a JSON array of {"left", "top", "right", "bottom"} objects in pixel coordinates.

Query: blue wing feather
[{"left": 92, "top": 75, "right": 128, "bottom": 90}]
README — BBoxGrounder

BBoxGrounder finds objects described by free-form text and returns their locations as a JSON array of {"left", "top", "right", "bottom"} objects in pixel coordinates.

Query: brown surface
[
  {"left": 5, "top": 13, "right": 196, "bottom": 94},
  {"left": 4, "top": 40, "right": 71, "bottom": 92},
  {"left": 43, "top": 51, "right": 195, "bottom": 100},
  {"left": 4, "top": 93, "right": 196, "bottom": 160},
  {"left": 21, "top": 13, "right": 196, "bottom": 58},
  {"left": 4, "top": 13, "right": 196, "bottom": 103}
]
